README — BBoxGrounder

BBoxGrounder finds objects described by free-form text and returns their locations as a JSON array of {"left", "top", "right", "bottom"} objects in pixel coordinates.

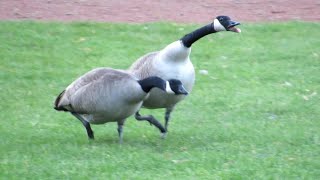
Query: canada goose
[
  {"left": 128, "top": 16, "right": 241, "bottom": 135},
  {"left": 54, "top": 67, "right": 188, "bottom": 143}
]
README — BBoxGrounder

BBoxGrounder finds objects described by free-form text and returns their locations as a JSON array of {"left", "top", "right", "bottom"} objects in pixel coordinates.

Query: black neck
[
  {"left": 138, "top": 77, "right": 164, "bottom": 93},
  {"left": 180, "top": 23, "right": 216, "bottom": 48}
]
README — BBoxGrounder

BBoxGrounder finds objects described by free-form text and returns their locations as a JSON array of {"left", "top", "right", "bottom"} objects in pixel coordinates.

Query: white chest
[
  {"left": 152, "top": 41, "right": 195, "bottom": 90},
  {"left": 155, "top": 57, "right": 193, "bottom": 83}
]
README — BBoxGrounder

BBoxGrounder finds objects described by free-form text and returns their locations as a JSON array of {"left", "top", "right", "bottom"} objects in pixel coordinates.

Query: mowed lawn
[{"left": 0, "top": 21, "right": 319, "bottom": 179}]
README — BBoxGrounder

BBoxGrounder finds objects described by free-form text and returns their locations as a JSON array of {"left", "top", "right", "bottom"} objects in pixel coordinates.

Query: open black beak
[
  {"left": 227, "top": 20, "right": 241, "bottom": 33},
  {"left": 175, "top": 85, "right": 189, "bottom": 95}
]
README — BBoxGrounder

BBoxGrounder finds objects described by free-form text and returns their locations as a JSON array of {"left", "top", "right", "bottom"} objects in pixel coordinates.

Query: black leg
[
  {"left": 165, "top": 107, "right": 174, "bottom": 132},
  {"left": 135, "top": 111, "right": 166, "bottom": 134},
  {"left": 71, "top": 112, "right": 94, "bottom": 139},
  {"left": 117, "top": 122, "right": 124, "bottom": 144}
]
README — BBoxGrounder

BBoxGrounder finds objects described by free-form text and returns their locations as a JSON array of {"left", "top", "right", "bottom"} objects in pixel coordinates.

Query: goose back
[{"left": 56, "top": 68, "right": 146, "bottom": 124}]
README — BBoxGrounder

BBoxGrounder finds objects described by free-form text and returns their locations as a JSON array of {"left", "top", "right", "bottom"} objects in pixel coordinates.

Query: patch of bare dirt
[{"left": 0, "top": 0, "right": 319, "bottom": 23}]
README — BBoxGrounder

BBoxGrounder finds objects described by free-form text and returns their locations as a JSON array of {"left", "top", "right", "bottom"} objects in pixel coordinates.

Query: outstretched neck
[
  {"left": 180, "top": 23, "right": 217, "bottom": 48},
  {"left": 138, "top": 77, "right": 164, "bottom": 93}
]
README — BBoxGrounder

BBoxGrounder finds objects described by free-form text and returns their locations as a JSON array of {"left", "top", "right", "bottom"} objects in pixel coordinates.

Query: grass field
[{"left": 1, "top": 21, "right": 319, "bottom": 179}]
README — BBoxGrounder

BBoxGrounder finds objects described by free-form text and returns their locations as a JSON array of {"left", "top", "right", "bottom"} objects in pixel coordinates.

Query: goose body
[
  {"left": 54, "top": 67, "right": 188, "bottom": 142},
  {"left": 57, "top": 68, "right": 145, "bottom": 122},
  {"left": 128, "top": 16, "right": 241, "bottom": 133},
  {"left": 130, "top": 41, "right": 194, "bottom": 108}
]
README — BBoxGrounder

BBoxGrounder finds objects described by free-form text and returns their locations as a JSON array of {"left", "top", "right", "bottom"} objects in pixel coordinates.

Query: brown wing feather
[
  {"left": 53, "top": 68, "right": 131, "bottom": 112},
  {"left": 128, "top": 51, "right": 158, "bottom": 79}
]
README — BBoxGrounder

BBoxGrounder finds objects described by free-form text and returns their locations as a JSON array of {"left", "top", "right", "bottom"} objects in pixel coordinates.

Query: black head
[
  {"left": 214, "top": 15, "right": 241, "bottom": 33},
  {"left": 167, "top": 79, "right": 189, "bottom": 95},
  {"left": 138, "top": 77, "right": 188, "bottom": 95}
]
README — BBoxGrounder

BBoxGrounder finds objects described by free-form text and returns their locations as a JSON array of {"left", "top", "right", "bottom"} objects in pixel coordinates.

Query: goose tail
[{"left": 54, "top": 90, "right": 69, "bottom": 111}]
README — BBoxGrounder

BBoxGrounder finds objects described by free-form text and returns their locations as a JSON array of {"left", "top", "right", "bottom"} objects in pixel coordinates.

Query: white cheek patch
[
  {"left": 213, "top": 19, "right": 226, "bottom": 32},
  {"left": 165, "top": 81, "right": 175, "bottom": 94}
]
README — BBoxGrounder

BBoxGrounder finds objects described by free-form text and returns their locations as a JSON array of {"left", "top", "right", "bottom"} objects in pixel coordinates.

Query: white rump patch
[
  {"left": 213, "top": 19, "right": 226, "bottom": 32},
  {"left": 165, "top": 81, "right": 175, "bottom": 94}
]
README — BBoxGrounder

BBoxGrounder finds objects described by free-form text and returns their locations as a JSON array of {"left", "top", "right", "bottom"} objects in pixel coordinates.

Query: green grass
[{"left": 1, "top": 20, "right": 319, "bottom": 179}]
